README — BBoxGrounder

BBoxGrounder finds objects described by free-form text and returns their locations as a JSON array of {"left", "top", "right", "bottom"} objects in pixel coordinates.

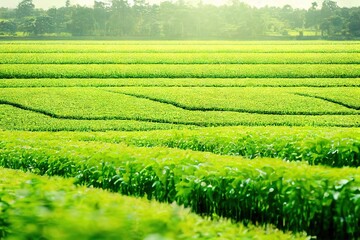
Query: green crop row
[
  {"left": 0, "top": 137, "right": 359, "bottom": 239},
  {"left": 0, "top": 105, "right": 191, "bottom": 131},
  {"left": 2, "top": 40, "right": 358, "bottom": 45},
  {"left": 1, "top": 104, "right": 360, "bottom": 131},
  {"left": 1, "top": 78, "right": 359, "bottom": 88},
  {"left": 108, "top": 87, "right": 360, "bottom": 113},
  {"left": 79, "top": 126, "right": 360, "bottom": 168},
  {"left": 1, "top": 88, "right": 360, "bottom": 129},
  {"left": 2, "top": 126, "right": 359, "bottom": 168},
  {"left": 1, "top": 168, "right": 304, "bottom": 240},
  {"left": 1, "top": 64, "right": 359, "bottom": 78},
  {"left": 1, "top": 87, "right": 358, "bottom": 115},
  {"left": 1, "top": 53, "right": 359, "bottom": 64},
  {"left": 0, "top": 43, "right": 359, "bottom": 53}
]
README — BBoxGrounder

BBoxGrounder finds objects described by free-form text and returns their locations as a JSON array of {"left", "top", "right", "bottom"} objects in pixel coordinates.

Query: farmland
[{"left": 0, "top": 40, "right": 360, "bottom": 239}]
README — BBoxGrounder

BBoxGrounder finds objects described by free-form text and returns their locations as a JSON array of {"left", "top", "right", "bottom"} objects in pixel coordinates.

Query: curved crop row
[
  {"left": 1, "top": 104, "right": 360, "bottom": 131},
  {"left": 0, "top": 138, "right": 359, "bottom": 239},
  {"left": 76, "top": 126, "right": 360, "bottom": 168},
  {"left": 107, "top": 87, "right": 360, "bottom": 113},
  {"left": 2, "top": 126, "right": 359, "bottom": 168},
  {"left": 1, "top": 168, "right": 303, "bottom": 240},
  {"left": 1, "top": 88, "right": 359, "bottom": 117}
]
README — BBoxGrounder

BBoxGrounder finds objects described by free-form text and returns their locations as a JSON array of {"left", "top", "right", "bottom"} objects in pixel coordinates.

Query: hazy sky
[{"left": 0, "top": 0, "right": 359, "bottom": 9}]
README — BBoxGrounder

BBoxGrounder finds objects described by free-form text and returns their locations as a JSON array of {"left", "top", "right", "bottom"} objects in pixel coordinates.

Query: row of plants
[
  {"left": 3, "top": 40, "right": 356, "bottom": 45},
  {"left": 2, "top": 126, "right": 358, "bottom": 168},
  {"left": 0, "top": 137, "right": 359, "bottom": 239},
  {"left": 2, "top": 87, "right": 358, "bottom": 116},
  {"left": 1, "top": 53, "right": 359, "bottom": 64},
  {"left": 0, "top": 105, "right": 190, "bottom": 132},
  {"left": 1, "top": 78, "right": 359, "bottom": 88},
  {"left": 109, "top": 87, "right": 359, "bottom": 113},
  {"left": 0, "top": 42, "right": 358, "bottom": 53},
  {"left": 0, "top": 168, "right": 305, "bottom": 239},
  {"left": 1, "top": 64, "right": 359, "bottom": 78},
  {"left": 1, "top": 102, "right": 359, "bottom": 131},
  {"left": 75, "top": 126, "right": 360, "bottom": 168}
]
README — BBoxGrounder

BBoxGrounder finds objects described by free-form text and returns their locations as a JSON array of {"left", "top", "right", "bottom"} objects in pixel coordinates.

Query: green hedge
[
  {"left": 1, "top": 168, "right": 305, "bottom": 240},
  {"left": 15, "top": 126, "right": 356, "bottom": 168},
  {"left": 0, "top": 138, "right": 359, "bottom": 239},
  {"left": 0, "top": 64, "right": 359, "bottom": 79}
]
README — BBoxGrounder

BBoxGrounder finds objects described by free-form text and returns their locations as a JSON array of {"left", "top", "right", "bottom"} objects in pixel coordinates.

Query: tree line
[{"left": 0, "top": 0, "right": 359, "bottom": 39}]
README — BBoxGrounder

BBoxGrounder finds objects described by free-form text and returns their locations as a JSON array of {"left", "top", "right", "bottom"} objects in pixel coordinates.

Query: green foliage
[
  {"left": 74, "top": 126, "right": 360, "bottom": 168},
  {"left": 1, "top": 78, "right": 359, "bottom": 88},
  {"left": 0, "top": 0, "right": 358, "bottom": 39},
  {"left": 0, "top": 105, "right": 190, "bottom": 131},
  {"left": 0, "top": 40, "right": 359, "bottom": 240},
  {"left": 0, "top": 168, "right": 304, "bottom": 240},
  {"left": 2, "top": 126, "right": 359, "bottom": 168},
  {"left": 109, "top": 87, "right": 360, "bottom": 114},
  {"left": 1, "top": 94, "right": 359, "bottom": 131},
  {"left": 1, "top": 52, "right": 360, "bottom": 64},
  {"left": 1, "top": 63, "right": 359, "bottom": 79},
  {"left": 1, "top": 41, "right": 359, "bottom": 53},
  {"left": 0, "top": 138, "right": 359, "bottom": 239}
]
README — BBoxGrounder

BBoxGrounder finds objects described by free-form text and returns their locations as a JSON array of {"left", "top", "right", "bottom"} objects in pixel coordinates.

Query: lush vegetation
[
  {"left": 1, "top": 63, "right": 359, "bottom": 79},
  {"left": 1, "top": 126, "right": 359, "bottom": 168},
  {"left": 1, "top": 168, "right": 305, "bottom": 240},
  {"left": 1, "top": 135, "right": 359, "bottom": 239},
  {"left": 1, "top": 78, "right": 359, "bottom": 88},
  {"left": 0, "top": 40, "right": 359, "bottom": 239},
  {"left": 0, "top": 0, "right": 360, "bottom": 39},
  {"left": 2, "top": 52, "right": 360, "bottom": 64}
]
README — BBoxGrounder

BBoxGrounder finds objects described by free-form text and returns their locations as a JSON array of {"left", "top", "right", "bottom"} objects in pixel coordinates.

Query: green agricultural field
[{"left": 0, "top": 41, "right": 360, "bottom": 240}]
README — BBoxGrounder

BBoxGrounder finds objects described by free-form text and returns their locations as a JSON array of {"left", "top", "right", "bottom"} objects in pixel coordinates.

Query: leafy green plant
[
  {"left": 0, "top": 168, "right": 307, "bottom": 240},
  {"left": 0, "top": 138, "right": 359, "bottom": 239}
]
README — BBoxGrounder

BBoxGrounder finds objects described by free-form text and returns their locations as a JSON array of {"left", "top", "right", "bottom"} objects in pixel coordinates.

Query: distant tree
[
  {"left": 348, "top": 9, "right": 360, "bottom": 36},
  {"left": 34, "top": 15, "right": 54, "bottom": 35},
  {"left": 93, "top": 1, "right": 108, "bottom": 36},
  {"left": 0, "top": 0, "right": 358, "bottom": 39},
  {"left": 0, "top": 7, "right": 16, "bottom": 19},
  {"left": 47, "top": 7, "right": 66, "bottom": 34},
  {"left": 109, "top": 0, "right": 133, "bottom": 36},
  {"left": 321, "top": 0, "right": 339, "bottom": 15},
  {"left": 306, "top": 1, "right": 320, "bottom": 34},
  {"left": 68, "top": 6, "right": 94, "bottom": 36},
  {"left": 16, "top": 0, "right": 35, "bottom": 19},
  {"left": 319, "top": 0, "right": 346, "bottom": 36},
  {"left": 17, "top": 17, "right": 35, "bottom": 35},
  {"left": 133, "top": 0, "right": 149, "bottom": 36},
  {"left": 0, "top": 20, "right": 17, "bottom": 35}
]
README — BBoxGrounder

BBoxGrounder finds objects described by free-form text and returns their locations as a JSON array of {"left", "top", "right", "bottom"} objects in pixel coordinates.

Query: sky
[{"left": 0, "top": 0, "right": 359, "bottom": 9}]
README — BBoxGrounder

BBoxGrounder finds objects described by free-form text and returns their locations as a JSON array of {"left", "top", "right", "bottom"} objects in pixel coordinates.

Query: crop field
[{"left": 0, "top": 40, "right": 360, "bottom": 239}]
